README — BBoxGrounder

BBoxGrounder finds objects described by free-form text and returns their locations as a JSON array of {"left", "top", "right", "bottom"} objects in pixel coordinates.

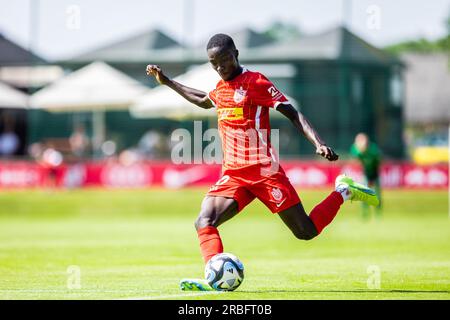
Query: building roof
[
  {"left": 0, "top": 33, "right": 46, "bottom": 66},
  {"left": 65, "top": 26, "right": 400, "bottom": 66},
  {"left": 70, "top": 29, "right": 184, "bottom": 63},
  {"left": 195, "top": 27, "right": 275, "bottom": 50},
  {"left": 241, "top": 26, "right": 401, "bottom": 65},
  {"left": 230, "top": 27, "right": 276, "bottom": 48},
  {"left": 402, "top": 53, "right": 450, "bottom": 124}
]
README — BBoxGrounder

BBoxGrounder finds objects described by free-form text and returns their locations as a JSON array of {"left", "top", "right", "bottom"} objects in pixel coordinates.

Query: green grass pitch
[{"left": 0, "top": 188, "right": 448, "bottom": 300}]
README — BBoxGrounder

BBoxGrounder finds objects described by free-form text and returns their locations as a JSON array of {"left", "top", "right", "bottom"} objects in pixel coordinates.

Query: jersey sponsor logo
[
  {"left": 217, "top": 107, "right": 244, "bottom": 121},
  {"left": 233, "top": 87, "right": 247, "bottom": 103}
]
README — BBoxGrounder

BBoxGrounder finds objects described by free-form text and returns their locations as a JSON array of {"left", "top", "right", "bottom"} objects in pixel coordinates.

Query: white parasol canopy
[
  {"left": 130, "top": 63, "right": 218, "bottom": 119},
  {"left": 30, "top": 61, "right": 148, "bottom": 111},
  {"left": 0, "top": 81, "right": 29, "bottom": 108}
]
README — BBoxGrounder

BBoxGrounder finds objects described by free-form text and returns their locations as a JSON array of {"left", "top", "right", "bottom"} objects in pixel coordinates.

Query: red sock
[
  {"left": 309, "top": 191, "right": 344, "bottom": 234},
  {"left": 197, "top": 226, "right": 223, "bottom": 264}
]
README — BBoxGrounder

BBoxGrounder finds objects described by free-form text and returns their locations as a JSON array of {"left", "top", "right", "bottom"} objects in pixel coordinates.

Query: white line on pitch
[
  {"left": 116, "top": 291, "right": 223, "bottom": 300},
  {"left": 0, "top": 289, "right": 159, "bottom": 293}
]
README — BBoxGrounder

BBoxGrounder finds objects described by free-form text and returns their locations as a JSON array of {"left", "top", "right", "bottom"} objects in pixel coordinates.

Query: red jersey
[{"left": 208, "top": 68, "right": 289, "bottom": 170}]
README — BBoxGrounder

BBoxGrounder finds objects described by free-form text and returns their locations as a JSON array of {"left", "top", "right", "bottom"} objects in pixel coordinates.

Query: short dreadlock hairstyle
[{"left": 206, "top": 33, "right": 236, "bottom": 51}]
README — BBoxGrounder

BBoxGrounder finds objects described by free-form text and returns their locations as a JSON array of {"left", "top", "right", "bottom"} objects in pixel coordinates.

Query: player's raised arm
[
  {"left": 277, "top": 104, "right": 339, "bottom": 161},
  {"left": 145, "top": 64, "right": 214, "bottom": 109}
]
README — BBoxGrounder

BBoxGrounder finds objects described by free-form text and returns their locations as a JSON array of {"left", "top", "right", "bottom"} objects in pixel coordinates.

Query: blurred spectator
[
  {"left": 101, "top": 140, "right": 117, "bottom": 158},
  {"left": 28, "top": 142, "right": 44, "bottom": 160},
  {"left": 138, "top": 129, "right": 168, "bottom": 159},
  {"left": 350, "top": 133, "right": 382, "bottom": 219},
  {"left": 119, "top": 148, "right": 142, "bottom": 166},
  {"left": 42, "top": 145, "right": 63, "bottom": 187},
  {"left": 28, "top": 142, "right": 63, "bottom": 188},
  {"left": 42, "top": 146, "right": 63, "bottom": 167},
  {"left": 62, "top": 163, "right": 86, "bottom": 189},
  {"left": 0, "top": 114, "right": 19, "bottom": 157},
  {"left": 69, "top": 124, "right": 90, "bottom": 159}
]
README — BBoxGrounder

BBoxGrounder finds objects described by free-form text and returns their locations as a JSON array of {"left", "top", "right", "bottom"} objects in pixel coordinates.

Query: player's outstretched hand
[
  {"left": 146, "top": 64, "right": 169, "bottom": 85},
  {"left": 316, "top": 144, "right": 339, "bottom": 161}
]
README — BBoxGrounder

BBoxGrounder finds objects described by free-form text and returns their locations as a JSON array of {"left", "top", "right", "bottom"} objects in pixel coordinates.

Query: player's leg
[
  {"left": 279, "top": 174, "right": 381, "bottom": 238},
  {"left": 251, "top": 167, "right": 379, "bottom": 239},
  {"left": 181, "top": 196, "right": 240, "bottom": 292},
  {"left": 248, "top": 164, "right": 349, "bottom": 239},
  {"left": 278, "top": 203, "right": 318, "bottom": 240},
  {"left": 278, "top": 188, "right": 348, "bottom": 239},
  {"left": 361, "top": 176, "right": 370, "bottom": 220},
  {"left": 195, "top": 177, "right": 255, "bottom": 264},
  {"left": 195, "top": 196, "right": 239, "bottom": 230},
  {"left": 372, "top": 176, "right": 382, "bottom": 218},
  {"left": 194, "top": 196, "right": 239, "bottom": 264},
  {"left": 180, "top": 184, "right": 254, "bottom": 291}
]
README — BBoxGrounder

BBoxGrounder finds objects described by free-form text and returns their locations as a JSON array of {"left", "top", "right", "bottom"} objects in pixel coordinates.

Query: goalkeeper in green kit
[{"left": 350, "top": 133, "right": 382, "bottom": 219}]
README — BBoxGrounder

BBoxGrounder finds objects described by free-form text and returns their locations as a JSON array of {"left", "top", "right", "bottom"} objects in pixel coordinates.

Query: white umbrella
[
  {"left": 130, "top": 63, "right": 218, "bottom": 119},
  {"left": 0, "top": 81, "right": 29, "bottom": 108},
  {"left": 130, "top": 63, "right": 298, "bottom": 119},
  {"left": 30, "top": 61, "right": 147, "bottom": 111},
  {"left": 30, "top": 61, "right": 149, "bottom": 152}
]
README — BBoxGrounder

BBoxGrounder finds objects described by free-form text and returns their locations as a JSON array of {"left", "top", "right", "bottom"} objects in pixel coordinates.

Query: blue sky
[{"left": 1, "top": 0, "right": 449, "bottom": 60}]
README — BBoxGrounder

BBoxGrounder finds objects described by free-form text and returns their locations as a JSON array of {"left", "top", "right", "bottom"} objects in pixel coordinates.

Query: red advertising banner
[
  {"left": 0, "top": 160, "right": 447, "bottom": 189},
  {"left": 0, "top": 162, "right": 46, "bottom": 187}
]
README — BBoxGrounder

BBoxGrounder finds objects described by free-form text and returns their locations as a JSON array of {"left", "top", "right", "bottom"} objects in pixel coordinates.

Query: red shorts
[{"left": 206, "top": 163, "right": 301, "bottom": 213}]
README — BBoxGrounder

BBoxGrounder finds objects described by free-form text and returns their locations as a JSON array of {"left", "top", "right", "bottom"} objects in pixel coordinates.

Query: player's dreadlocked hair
[{"left": 206, "top": 33, "right": 236, "bottom": 51}]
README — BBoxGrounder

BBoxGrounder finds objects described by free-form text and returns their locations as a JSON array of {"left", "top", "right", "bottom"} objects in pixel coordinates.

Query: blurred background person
[
  {"left": 41, "top": 144, "right": 63, "bottom": 188},
  {"left": 69, "top": 123, "right": 90, "bottom": 160},
  {"left": 137, "top": 129, "right": 169, "bottom": 159},
  {"left": 350, "top": 133, "right": 382, "bottom": 219},
  {"left": 29, "top": 142, "right": 64, "bottom": 188},
  {"left": 0, "top": 114, "right": 20, "bottom": 158}
]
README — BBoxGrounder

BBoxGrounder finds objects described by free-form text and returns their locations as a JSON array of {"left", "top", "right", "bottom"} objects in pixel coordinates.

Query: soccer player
[
  {"left": 350, "top": 133, "right": 382, "bottom": 219},
  {"left": 146, "top": 34, "right": 379, "bottom": 291}
]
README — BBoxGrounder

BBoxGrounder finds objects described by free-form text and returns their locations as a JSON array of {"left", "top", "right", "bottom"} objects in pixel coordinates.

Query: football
[{"left": 204, "top": 253, "right": 244, "bottom": 291}]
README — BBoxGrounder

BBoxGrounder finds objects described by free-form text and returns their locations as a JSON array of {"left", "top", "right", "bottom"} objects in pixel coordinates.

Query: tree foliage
[{"left": 385, "top": 11, "right": 450, "bottom": 54}]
